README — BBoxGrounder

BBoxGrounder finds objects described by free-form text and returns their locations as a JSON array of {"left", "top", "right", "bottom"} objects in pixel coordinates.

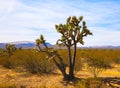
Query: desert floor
[{"left": 0, "top": 65, "right": 120, "bottom": 88}]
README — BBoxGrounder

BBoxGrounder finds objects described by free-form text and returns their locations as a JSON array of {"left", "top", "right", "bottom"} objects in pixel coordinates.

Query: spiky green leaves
[
  {"left": 4, "top": 44, "right": 16, "bottom": 56},
  {"left": 55, "top": 24, "right": 68, "bottom": 34},
  {"left": 36, "top": 39, "right": 40, "bottom": 46},
  {"left": 35, "top": 34, "right": 46, "bottom": 46},
  {"left": 40, "top": 34, "right": 44, "bottom": 40},
  {"left": 79, "top": 16, "right": 83, "bottom": 21},
  {"left": 79, "top": 38, "right": 84, "bottom": 45},
  {"left": 5, "top": 44, "right": 16, "bottom": 52},
  {"left": 55, "top": 16, "right": 92, "bottom": 46},
  {"left": 82, "top": 21, "right": 86, "bottom": 26},
  {"left": 67, "top": 16, "right": 71, "bottom": 23}
]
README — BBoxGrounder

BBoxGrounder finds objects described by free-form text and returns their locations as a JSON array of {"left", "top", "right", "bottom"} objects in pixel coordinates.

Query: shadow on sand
[{"left": 60, "top": 77, "right": 120, "bottom": 88}]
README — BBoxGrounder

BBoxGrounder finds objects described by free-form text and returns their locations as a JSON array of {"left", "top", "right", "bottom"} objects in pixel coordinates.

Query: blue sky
[{"left": 0, "top": 0, "right": 120, "bottom": 46}]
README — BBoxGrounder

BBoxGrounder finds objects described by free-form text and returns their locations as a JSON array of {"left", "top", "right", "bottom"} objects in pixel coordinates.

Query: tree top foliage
[{"left": 55, "top": 16, "right": 92, "bottom": 47}]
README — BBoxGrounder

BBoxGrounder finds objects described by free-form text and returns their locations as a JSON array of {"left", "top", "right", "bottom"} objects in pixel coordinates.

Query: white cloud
[
  {"left": 0, "top": 0, "right": 120, "bottom": 46},
  {"left": 83, "top": 27, "right": 120, "bottom": 46},
  {"left": 0, "top": 0, "right": 16, "bottom": 20}
]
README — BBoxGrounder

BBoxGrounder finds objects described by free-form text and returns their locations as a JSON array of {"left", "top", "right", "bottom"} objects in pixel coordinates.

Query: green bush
[
  {"left": 0, "top": 50, "right": 56, "bottom": 73},
  {"left": 21, "top": 50, "right": 56, "bottom": 74},
  {"left": 86, "top": 57, "right": 112, "bottom": 78},
  {"left": 23, "top": 54, "right": 40, "bottom": 73},
  {"left": 0, "top": 55, "right": 14, "bottom": 69},
  {"left": 0, "top": 48, "right": 120, "bottom": 76},
  {"left": 2, "top": 58, "right": 13, "bottom": 69}
]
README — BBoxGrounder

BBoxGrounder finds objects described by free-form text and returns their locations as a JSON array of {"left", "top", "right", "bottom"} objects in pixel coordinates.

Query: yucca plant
[{"left": 36, "top": 16, "right": 92, "bottom": 80}]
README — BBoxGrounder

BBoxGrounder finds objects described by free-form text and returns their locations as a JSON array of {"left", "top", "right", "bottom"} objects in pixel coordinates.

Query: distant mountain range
[
  {"left": 0, "top": 41, "right": 120, "bottom": 49},
  {"left": 86, "top": 46, "right": 120, "bottom": 49},
  {"left": 0, "top": 41, "right": 52, "bottom": 49}
]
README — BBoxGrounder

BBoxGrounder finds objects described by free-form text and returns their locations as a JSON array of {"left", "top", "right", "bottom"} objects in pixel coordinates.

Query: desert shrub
[
  {"left": 0, "top": 55, "right": 14, "bottom": 69},
  {"left": 2, "top": 58, "right": 14, "bottom": 69},
  {"left": 0, "top": 49, "right": 56, "bottom": 73},
  {"left": 23, "top": 54, "right": 56, "bottom": 74},
  {"left": 113, "top": 57, "right": 120, "bottom": 65},
  {"left": 0, "top": 55, "right": 7, "bottom": 65},
  {"left": 23, "top": 54, "right": 41, "bottom": 73},
  {"left": 10, "top": 50, "right": 56, "bottom": 73},
  {"left": 0, "top": 50, "right": 25, "bottom": 69},
  {"left": 74, "top": 57, "right": 83, "bottom": 74},
  {"left": 22, "top": 51, "right": 56, "bottom": 73},
  {"left": 86, "top": 57, "right": 112, "bottom": 78},
  {"left": 81, "top": 49, "right": 113, "bottom": 78},
  {"left": 38, "top": 57, "right": 56, "bottom": 73},
  {"left": 0, "top": 46, "right": 17, "bottom": 69}
]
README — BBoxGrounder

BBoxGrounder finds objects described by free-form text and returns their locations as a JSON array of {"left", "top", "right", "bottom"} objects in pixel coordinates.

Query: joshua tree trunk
[
  {"left": 67, "top": 42, "right": 77, "bottom": 80},
  {"left": 68, "top": 46, "right": 74, "bottom": 80}
]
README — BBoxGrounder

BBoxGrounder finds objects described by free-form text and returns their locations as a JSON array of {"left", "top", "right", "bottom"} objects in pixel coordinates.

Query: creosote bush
[
  {"left": 23, "top": 53, "right": 56, "bottom": 73},
  {"left": 86, "top": 58, "right": 112, "bottom": 78},
  {"left": 20, "top": 50, "right": 56, "bottom": 74},
  {"left": 0, "top": 50, "right": 56, "bottom": 74}
]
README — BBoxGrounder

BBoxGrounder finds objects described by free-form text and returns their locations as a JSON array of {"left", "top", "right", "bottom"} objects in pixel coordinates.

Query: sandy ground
[
  {"left": 0, "top": 65, "right": 120, "bottom": 88},
  {"left": 0, "top": 66, "right": 73, "bottom": 88}
]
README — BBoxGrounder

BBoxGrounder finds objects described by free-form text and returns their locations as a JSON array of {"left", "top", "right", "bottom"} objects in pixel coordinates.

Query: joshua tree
[
  {"left": 1, "top": 44, "right": 17, "bottom": 68},
  {"left": 4, "top": 44, "right": 16, "bottom": 56},
  {"left": 36, "top": 16, "right": 92, "bottom": 80}
]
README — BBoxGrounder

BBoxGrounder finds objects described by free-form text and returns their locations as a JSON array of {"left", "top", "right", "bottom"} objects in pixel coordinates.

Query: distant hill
[
  {"left": 0, "top": 41, "right": 120, "bottom": 49},
  {"left": 51, "top": 45, "right": 120, "bottom": 49},
  {"left": 0, "top": 43, "right": 5, "bottom": 49},
  {"left": 86, "top": 46, "right": 120, "bottom": 49},
  {"left": 0, "top": 41, "right": 52, "bottom": 49}
]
